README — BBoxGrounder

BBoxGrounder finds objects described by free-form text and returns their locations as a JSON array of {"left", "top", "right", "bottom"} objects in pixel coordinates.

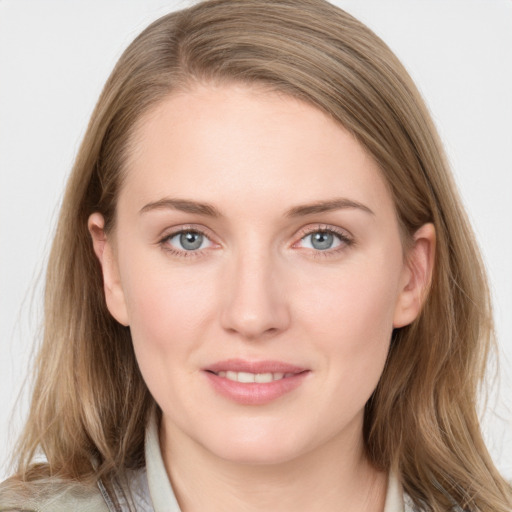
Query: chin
[
  {"left": 198, "top": 421, "right": 313, "bottom": 466},
  {"left": 213, "top": 441, "right": 304, "bottom": 466}
]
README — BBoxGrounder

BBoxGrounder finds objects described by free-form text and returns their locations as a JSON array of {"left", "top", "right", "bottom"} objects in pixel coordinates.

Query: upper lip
[{"left": 204, "top": 358, "right": 308, "bottom": 374}]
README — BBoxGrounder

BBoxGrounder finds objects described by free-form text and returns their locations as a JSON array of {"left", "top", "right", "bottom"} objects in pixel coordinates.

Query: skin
[{"left": 89, "top": 84, "right": 435, "bottom": 512}]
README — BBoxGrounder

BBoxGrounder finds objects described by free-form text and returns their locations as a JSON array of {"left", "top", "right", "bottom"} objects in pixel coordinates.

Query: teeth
[
  {"left": 238, "top": 371, "right": 255, "bottom": 383},
  {"left": 217, "top": 371, "right": 290, "bottom": 383},
  {"left": 255, "top": 373, "right": 273, "bottom": 383}
]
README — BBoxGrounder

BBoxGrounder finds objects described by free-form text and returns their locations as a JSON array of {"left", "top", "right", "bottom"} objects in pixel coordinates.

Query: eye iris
[
  {"left": 179, "top": 231, "right": 203, "bottom": 250},
  {"left": 311, "top": 231, "right": 334, "bottom": 250}
]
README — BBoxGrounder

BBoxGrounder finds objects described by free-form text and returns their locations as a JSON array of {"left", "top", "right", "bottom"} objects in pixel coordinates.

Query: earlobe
[
  {"left": 88, "top": 213, "right": 130, "bottom": 326},
  {"left": 393, "top": 223, "right": 436, "bottom": 328}
]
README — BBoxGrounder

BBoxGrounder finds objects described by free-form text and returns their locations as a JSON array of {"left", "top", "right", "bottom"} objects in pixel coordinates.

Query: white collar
[{"left": 144, "top": 411, "right": 181, "bottom": 512}]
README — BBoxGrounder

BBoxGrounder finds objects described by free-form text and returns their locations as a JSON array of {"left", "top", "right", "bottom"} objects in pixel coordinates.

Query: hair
[{"left": 2, "top": 1, "right": 511, "bottom": 511}]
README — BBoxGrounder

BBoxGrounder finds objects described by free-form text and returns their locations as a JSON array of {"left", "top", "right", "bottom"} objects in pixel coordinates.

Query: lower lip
[{"left": 204, "top": 371, "right": 310, "bottom": 405}]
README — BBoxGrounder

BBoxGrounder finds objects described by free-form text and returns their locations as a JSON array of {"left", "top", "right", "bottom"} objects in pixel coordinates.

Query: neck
[{"left": 159, "top": 416, "right": 387, "bottom": 512}]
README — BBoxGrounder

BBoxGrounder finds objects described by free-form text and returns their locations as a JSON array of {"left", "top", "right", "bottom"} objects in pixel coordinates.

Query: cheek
[
  {"left": 118, "top": 252, "right": 218, "bottom": 360},
  {"left": 298, "top": 254, "right": 400, "bottom": 336},
  {"left": 295, "top": 253, "right": 402, "bottom": 385},
  {"left": 120, "top": 259, "right": 222, "bottom": 413}
]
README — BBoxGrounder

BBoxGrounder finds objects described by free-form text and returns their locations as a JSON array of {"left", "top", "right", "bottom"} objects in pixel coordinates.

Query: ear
[
  {"left": 393, "top": 223, "right": 436, "bottom": 328},
  {"left": 88, "top": 213, "right": 130, "bottom": 326}
]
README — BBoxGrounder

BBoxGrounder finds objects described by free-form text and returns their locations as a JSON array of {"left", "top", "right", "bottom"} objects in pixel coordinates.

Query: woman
[{"left": 1, "top": 0, "right": 510, "bottom": 510}]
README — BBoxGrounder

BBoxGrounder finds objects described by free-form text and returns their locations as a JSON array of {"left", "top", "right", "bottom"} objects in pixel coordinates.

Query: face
[{"left": 90, "top": 84, "right": 431, "bottom": 466}]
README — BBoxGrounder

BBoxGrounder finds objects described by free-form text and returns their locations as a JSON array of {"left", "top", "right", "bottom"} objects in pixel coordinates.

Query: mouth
[
  {"left": 203, "top": 359, "right": 310, "bottom": 405},
  {"left": 206, "top": 370, "right": 300, "bottom": 383}
]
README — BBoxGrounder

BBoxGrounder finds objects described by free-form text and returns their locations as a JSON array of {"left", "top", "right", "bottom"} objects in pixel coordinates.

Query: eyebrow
[
  {"left": 139, "top": 198, "right": 221, "bottom": 217},
  {"left": 139, "top": 197, "right": 374, "bottom": 218},
  {"left": 285, "top": 198, "right": 375, "bottom": 217}
]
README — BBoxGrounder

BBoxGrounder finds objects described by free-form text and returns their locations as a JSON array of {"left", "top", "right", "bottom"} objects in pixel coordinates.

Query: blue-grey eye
[
  {"left": 180, "top": 232, "right": 203, "bottom": 250},
  {"left": 300, "top": 231, "right": 343, "bottom": 251},
  {"left": 167, "top": 231, "right": 210, "bottom": 251}
]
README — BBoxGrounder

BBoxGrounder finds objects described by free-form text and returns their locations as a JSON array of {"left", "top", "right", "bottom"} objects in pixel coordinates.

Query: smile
[
  {"left": 203, "top": 359, "right": 310, "bottom": 405},
  {"left": 213, "top": 371, "right": 296, "bottom": 383}
]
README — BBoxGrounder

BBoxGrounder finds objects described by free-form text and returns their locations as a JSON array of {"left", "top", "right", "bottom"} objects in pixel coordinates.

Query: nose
[{"left": 220, "top": 250, "right": 291, "bottom": 340}]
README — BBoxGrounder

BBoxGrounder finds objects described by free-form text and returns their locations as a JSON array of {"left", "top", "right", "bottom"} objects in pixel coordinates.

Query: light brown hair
[{"left": 3, "top": 1, "right": 511, "bottom": 510}]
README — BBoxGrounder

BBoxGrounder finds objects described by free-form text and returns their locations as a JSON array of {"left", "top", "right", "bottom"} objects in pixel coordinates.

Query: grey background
[{"left": 1, "top": 0, "right": 511, "bottom": 480}]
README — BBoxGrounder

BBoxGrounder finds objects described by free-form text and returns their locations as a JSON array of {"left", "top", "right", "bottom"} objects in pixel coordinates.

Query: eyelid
[{"left": 158, "top": 223, "right": 221, "bottom": 242}]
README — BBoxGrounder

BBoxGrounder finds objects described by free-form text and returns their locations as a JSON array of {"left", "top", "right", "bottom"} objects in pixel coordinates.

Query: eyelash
[{"left": 158, "top": 224, "right": 353, "bottom": 259}]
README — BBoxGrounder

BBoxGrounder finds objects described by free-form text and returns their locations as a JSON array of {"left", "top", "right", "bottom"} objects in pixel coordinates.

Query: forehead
[{"left": 120, "top": 84, "right": 394, "bottom": 219}]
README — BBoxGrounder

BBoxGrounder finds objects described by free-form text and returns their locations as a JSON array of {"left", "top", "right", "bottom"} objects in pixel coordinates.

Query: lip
[
  {"left": 204, "top": 358, "right": 307, "bottom": 374},
  {"left": 203, "top": 359, "right": 310, "bottom": 405}
]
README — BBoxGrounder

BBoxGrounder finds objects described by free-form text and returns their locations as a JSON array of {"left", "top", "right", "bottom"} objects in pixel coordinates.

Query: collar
[{"left": 145, "top": 411, "right": 181, "bottom": 512}]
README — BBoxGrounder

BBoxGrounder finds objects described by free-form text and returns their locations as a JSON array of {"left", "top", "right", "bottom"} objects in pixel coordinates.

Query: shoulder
[{"left": 0, "top": 478, "right": 109, "bottom": 512}]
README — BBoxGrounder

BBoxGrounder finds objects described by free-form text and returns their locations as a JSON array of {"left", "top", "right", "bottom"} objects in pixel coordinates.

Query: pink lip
[
  {"left": 203, "top": 359, "right": 310, "bottom": 406},
  {"left": 204, "top": 358, "right": 307, "bottom": 374}
]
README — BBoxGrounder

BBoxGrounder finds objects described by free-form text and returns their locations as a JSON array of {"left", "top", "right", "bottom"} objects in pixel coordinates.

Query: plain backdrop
[{"left": 1, "top": 0, "right": 511, "bottom": 481}]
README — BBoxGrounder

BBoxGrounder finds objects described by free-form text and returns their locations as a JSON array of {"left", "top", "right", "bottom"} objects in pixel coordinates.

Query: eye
[
  {"left": 165, "top": 230, "right": 213, "bottom": 252},
  {"left": 297, "top": 229, "right": 350, "bottom": 252}
]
